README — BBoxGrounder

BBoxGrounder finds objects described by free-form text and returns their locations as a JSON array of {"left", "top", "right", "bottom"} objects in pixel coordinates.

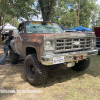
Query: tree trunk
[
  {"left": 77, "top": 0, "right": 80, "bottom": 26},
  {"left": 12, "top": 18, "right": 15, "bottom": 26},
  {"left": 38, "top": 0, "right": 56, "bottom": 21}
]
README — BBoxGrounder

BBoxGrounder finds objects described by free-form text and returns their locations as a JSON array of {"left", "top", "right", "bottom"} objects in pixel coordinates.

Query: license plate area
[{"left": 53, "top": 56, "right": 64, "bottom": 64}]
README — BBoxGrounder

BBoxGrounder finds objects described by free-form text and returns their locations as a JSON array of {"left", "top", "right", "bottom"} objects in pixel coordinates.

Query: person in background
[{"left": 0, "top": 30, "right": 14, "bottom": 65}]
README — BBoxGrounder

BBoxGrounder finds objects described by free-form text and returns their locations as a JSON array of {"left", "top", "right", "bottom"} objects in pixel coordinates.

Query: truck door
[{"left": 15, "top": 23, "right": 24, "bottom": 56}]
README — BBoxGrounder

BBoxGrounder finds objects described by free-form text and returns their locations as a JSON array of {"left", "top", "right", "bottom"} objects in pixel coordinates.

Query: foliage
[
  {"left": 0, "top": 0, "right": 37, "bottom": 20},
  {"left": 52, "top": 0, "right": 99, "bottom": 29},
  {"left": 97, "top": 17, "right": 100, "bottom": 26},
  {"left": 50, "top": 0, "right": 69, "bottom": 23},
  {"left": 58, "top": 12, "right": 77, "bottom": 28},
  {"left": 0, "top": 0, "right": 100, "bottom": 29},
  {"left": 2, "top": 15, "right": 19, "bottom": 28}
]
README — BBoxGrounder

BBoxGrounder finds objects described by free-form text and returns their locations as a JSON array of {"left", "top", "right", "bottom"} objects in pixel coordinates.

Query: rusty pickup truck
[{"left": 10, "top": 21, "right": 98, "bottom": 85}]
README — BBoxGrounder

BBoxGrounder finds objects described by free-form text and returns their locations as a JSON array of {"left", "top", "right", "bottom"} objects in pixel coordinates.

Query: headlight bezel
[{"left": 44, "top": 39, "right": 55, "bottom": 50}]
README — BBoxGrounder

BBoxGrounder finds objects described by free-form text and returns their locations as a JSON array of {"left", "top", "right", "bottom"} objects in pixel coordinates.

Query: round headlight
[
  {"left": 45, "top": 40, "right": 54, "bottom": 50},
  {"left": 45, "top": 41, "right": 52, "bottom": 48},
  {"left": 45, "top": 41, "right": 51, "bottom": 45}
]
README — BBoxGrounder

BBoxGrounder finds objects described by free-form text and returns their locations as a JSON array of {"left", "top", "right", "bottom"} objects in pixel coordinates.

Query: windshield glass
[{"left": 26, "top": 22, "right": 63, "bottom": 33}]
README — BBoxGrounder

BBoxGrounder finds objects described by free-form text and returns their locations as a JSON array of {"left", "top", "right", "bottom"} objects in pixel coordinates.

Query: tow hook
[{"left": 76, "top": 58, "right": 79, "bottom": 63}]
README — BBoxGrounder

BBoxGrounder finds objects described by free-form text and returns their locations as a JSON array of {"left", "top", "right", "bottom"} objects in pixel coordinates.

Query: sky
[{"left": 96, "top": 0, "right": 100, "bottom": 4}]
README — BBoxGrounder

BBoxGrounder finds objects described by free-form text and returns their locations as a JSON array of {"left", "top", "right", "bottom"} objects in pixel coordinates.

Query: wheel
[
  {"left": 98, "top": 51, "right": 100, "bottom": 55},
  {"left": 71, "top": 58, "right": 90, "bottom": 71},
  {"left": 24, "top": 54, "right": 48, "bottom": 85},
  {"left": 10, "top": 48, "right": 19, "bottom": 64}
]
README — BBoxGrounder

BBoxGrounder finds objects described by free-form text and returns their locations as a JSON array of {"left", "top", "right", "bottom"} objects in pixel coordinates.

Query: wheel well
[
  {"left": 26, "top": 47, "right": 37, "bottom": 56},
  {"left": 9, "top": 45, "right": 11, "bottom": 49}
]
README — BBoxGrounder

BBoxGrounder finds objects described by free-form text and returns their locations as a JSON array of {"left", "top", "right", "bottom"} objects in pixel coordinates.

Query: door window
[{"left": 18, "top": 23, "right": 24, "bottom": 35}]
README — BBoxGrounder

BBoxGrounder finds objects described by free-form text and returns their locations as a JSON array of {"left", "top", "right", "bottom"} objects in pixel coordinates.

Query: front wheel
[
  {"left": 24, "top": 54, "right": 48, "bottom": 85},
  {"left": 71, "top": 58, "right": 90, "bottom": 71}
]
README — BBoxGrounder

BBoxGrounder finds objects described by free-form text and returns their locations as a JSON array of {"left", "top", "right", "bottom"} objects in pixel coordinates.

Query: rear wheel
[
  {"left": 24, "top": 54, "right": 48, "bottom": 85},
  {"left": 10, "top": 49, "right": 19, "bottom": 64},
  {"left": 71, "top": 58, "right": 90, "bottom": 71}
]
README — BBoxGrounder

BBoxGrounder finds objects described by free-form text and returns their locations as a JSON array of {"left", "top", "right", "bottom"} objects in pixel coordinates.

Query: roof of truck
[{"left": 22, "top": 21, "right": 53, "bottom": 23}]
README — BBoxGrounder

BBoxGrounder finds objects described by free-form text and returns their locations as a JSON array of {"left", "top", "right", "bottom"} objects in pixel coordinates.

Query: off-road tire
[
  {"left": 24, "top": 54, "right": 48, "bottom": 85},
  {"left": 98, "top": 51, "right": 100, "bottom": 55},
  {"left": 71, "top": 58, "right": 90, "bottom": 71},
  {"left": 10, "top": 48, "right": 19, "bottom": 64}
]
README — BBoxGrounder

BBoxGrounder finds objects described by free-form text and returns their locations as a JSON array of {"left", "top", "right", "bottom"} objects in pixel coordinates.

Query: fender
[{"left": 10, "top": 39, "right": 19, "bottom": 54}]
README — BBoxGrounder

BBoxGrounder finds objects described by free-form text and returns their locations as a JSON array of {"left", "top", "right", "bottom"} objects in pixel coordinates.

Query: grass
[{"left": 0, "top": 55, "right": 100, "bottom": 100}]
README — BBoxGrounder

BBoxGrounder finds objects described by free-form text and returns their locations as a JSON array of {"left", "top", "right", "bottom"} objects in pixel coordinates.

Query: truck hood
[
  {"left": 44, "top": 32, "right": 95, "bottom": 38},
  {"left": 94, "top": 27, "right": 100, "bottom": 37}
]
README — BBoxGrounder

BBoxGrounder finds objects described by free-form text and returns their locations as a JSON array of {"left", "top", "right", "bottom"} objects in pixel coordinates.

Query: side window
[{"left": 18, "top": 23, "right": 24, "bottom": 35}]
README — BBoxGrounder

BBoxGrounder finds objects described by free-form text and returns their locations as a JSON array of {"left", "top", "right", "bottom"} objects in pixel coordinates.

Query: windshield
[{"left": 26, "top": 22, "right": 63, "bottom": 34}]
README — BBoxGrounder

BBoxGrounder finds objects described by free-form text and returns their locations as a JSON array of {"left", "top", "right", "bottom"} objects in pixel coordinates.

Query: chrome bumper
[{"left": 41, "top": 49, "right": 98, "bottom": 65}]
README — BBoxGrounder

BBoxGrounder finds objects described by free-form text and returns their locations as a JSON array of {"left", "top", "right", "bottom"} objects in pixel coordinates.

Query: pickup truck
[
  {"left": 10, "top": 21, "right": 98, "bottom": 85},
  {"left": 94, "top": 27, "right": 100, "bottom": 54}
]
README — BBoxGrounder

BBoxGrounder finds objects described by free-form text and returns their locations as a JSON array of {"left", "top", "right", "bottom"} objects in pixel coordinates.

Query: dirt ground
[{"left": 0, "top": 45, "right": 100, "bottom": 100}]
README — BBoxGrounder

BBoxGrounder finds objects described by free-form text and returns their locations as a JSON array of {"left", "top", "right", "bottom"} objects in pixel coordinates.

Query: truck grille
[
  {"left": 96, "top": 38, "right": 100, "bottom": 47},
  {"left": 55, "top": 38, "right": 92, "bottom": 52}
]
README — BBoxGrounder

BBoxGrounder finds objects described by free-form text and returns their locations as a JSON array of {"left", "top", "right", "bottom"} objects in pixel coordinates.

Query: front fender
[{"left": 10, "top": 39, "right": 18, "bottom": 54}]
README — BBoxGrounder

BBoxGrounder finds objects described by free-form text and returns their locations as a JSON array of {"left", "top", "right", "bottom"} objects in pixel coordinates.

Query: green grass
[{"left": 0, "top": 55, "right": 100, "bottom": 100}]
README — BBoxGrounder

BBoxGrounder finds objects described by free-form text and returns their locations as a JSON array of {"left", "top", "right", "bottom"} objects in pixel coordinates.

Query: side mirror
[{"left": 13, "top": 29, "right": 19, "bottom": 37}]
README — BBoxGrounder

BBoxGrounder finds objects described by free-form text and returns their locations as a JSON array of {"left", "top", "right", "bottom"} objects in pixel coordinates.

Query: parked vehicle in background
[
  {"left": 10, "top": 21, "right": 98, "bottom": 85},
  {"left": 94, "top": 27, "right": 100, "bottom": 54}
]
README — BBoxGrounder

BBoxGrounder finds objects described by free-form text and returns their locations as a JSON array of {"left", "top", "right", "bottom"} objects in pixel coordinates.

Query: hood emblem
[{"left": 73, "top": 41, "right": 80, "bottom": 45}]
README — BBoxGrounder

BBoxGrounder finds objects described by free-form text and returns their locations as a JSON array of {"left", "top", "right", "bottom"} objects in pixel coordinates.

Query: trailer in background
[{"left": 94, "top": 27, "right": 100, "bottom": 54}]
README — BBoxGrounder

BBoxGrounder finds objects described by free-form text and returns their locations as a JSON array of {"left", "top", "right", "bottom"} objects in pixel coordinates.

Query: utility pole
[{"left": 77, "top": 0, "right": 80, "bottom": 26}]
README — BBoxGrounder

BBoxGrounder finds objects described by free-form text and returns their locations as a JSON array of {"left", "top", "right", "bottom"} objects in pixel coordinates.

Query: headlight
[
  {"left": 45, "top": 40, "right": 54, "bottom": 50},
  {"left": 45, "top": 41, "right": 51, "bottom": 48},
  {"left": 92, "top": 38, "right": 96, "bottom": 46}
]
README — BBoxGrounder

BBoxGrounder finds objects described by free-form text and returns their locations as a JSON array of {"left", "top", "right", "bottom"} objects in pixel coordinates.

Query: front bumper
[{"left": 41, "top": 49, "right": 98, "bottom": 65}]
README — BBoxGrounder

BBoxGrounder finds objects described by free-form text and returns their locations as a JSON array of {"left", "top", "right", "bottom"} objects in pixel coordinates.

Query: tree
[
  {"left": 50, "top": 0, "right": 69, "bottom": 23},
  {"left": 37, "top": 0, "right": 56, "bottom": 21},
  {"left": 59, "top": 12, "right": 78, "bottom": 28},
  {"left": 0, "top": 0, "right": 37, "bottom": 20},
  {"left": 90, "top": 4, "right": 100, "bottom": 29},
  {"left": 97, "top": 16, "right": 100, "bottom": 26},
  {"left": 68, "top": 0, "right": 99, "bottom": 28},
  {"left": 77, "top": 0, "right": 80, "bottom": 26},
  {"left": 2, "top": 14, "right": 19, "bottom": 28}
]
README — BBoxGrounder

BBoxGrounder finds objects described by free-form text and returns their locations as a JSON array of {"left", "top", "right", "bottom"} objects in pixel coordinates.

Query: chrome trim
[{"left": 41, "top": 49, "right": 98, "bottom": 65}]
